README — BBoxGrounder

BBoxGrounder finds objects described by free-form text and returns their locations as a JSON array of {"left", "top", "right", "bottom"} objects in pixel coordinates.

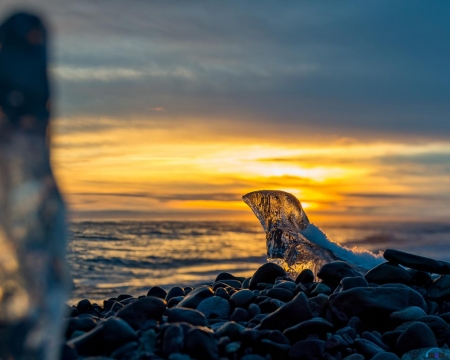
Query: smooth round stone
[
  {"left": 309, "top": 283, "right": 332, "bottom": 297},
  {"left": 260, "top": 339, "right": 291, "bottom": 358},
  {"left": 230, "top": 289, "right": 255, "bottom": 308},
  {"left": 295, "top": 269, "right": 314, "bottom": 284},
  {"left": 340, "top": 276, "right": 369, "bottom": 291},
  {"left": 365, "top": 262, "right": 412, "bottom": 285},
  {"left": 268, "top": 329, "right": 290, "bottom": 345},
  {"left": 382, "top": 330, "right": 403, "bottom": 348},
  {"left": 248, "top": 303, "right": 261, "bottom": 318},
  {"left": 215, "top": 272, "right": 239, "bottom": 282},
  {"left": 309, "top": 293, "right": 329, "bottom": 318},
  {"left": 215, "top": 321, "right": 246, "bottom": 340},
  {"left": 166, "top": 286, "right": 184, "bottom": 301},
  {"left": 167, "top": 296, "right": 184, "bottom": 308},
  {"left": 242, "top": 277, "right": 251, "bottom": 289},
  {"left": 289, "top": 339, "right": 325, "bottom": 360},
  {"left": 383, "top": 248, "right": 450, "bottom": 275},
  {"left": 197, "top": 296, "right": 230, "bottom": 319},
  {"left": 274, "top": 281, "right": 297, "bottom": 292},
  {"left": 77, "top": 299, "right": 93, "bottom": 313},
  {"left": 177, "top": 285, "right": 214, "bottom": 309},
  {"left": 371, "top": 352, "right": 400, "bottom": 360},
  {"left": 116, "top": 294, "right": 132, "bottom": 301},
  {"left": 215, "top": 287, "right": 230, "bottom": 300},
  {"left": 267, "top": 288, "right": 294, "bottom": 302},
  {"left": 407, "top": 269, "right": 431, "bottom": 287},
  {"left": 102, "top": 317, "right": 137, "bottom": 353},
  {"left": 427, "top": 275, "right": 450, "bottom": 301},
  {"left": 390, "top": 306, "right": 427, "bottom": 323},
  {"left": 184, "top": 327, "right": 218, "bottom": 360},
  {"left": 401, "top": 348, "right": 450, "bottom": 360},
  {"left": 184, "top": 286, "right": 193, "bottom": 294},
  {"left": 111, "top": 302, "right": 124, "bottom": 312},
  {"left": 259, "top": 292, "right": 313, "bottom": 331},
  {"left": 317, "top": 261, "right": 362, "bottom": 286},
  {"left": 284, "top": 317, "right": 333, "bottom": 343},
  {"left": 329, "top": 286, "right": 427, "bottom": 326},
  {"left": 225, "top": 341, "right": 241, "bottom": 354},
  {"left": 162, "top": 324, "right": 184, "bottom": 357},
  {"left": 168, "top": 307, "right": 207, "bottom": 326},
  {"left": 343, "top": 355, "right": 365, "bottom": 360},
  {"left": 214, "top": 279, "right": 242, "bottom": 289},
  {"left": 396, "top": 322, "right": 438, "bottom": 355},
  {"left": 361, "top": 331, "right": 390, "bottom": 351},
  {"left": 249, "top": 263, "right": 286, "bottom": 290},
  {"left": 109, "top": 341, "right": 138, "bottom": 359},
  {"left": 65, "top": 317, "right": 97, "bottom": 338},
  {"left": 353, "top": 338, "right": 385, "bottom": 358},
  {"left": 116, "top": 297, "right": 167, "bottom": 329},
  {"left": 68, "top": 323, "right": 105, "bottom": 356},
  {"left": 415, "top": 315, "right": 450, "bottom": 346},
  {"left": 230, "top": 308, "right": 249, "bottom": 322}
]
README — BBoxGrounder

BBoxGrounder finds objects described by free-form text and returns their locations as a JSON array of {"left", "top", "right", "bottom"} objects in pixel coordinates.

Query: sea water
[{"left": 68, "top": 220, "right": 450, "bottom": 303}]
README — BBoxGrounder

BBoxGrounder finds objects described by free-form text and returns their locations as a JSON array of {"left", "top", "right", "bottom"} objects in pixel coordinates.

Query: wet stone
[
  {"left": 249, "top": 263, "right": 286, "bottom": 290},
  {"left": 165, "top": 286, "right": 184, "bottom": 301},
  {"left": 384, "top": 248, "right": 450, "bottom": 275},
  {"left": 427, "top": 275, "right": 450, "bottom": 301},
  {"left": 215, "top": 272, "right": 240, "bottom": 282},
  {"left": 214, "top": 287, "right": 230, "bottom": 300},
  {"left": 162, "top": 324, "right": 184, "bottom": 357},
  {"left": 215, "top": 321, "right": 246, "bottom": 340},
  {"left": 230, "top": 289, "right": 255, "bottom": 308},
  {"left": 296, "top": 269, "right": 315, "bottom": 284},
  {"left": 340, "top": 276, "right": 369, "bottom": 291},
  {"left": 390, "top": 306, "right": 427, "bottom": 323},
  {"left": 353, "top": 338, "right": 385, "bottom": 359},
  {"left": 267, "top": 288, "right": 294, "bottom": 302},
  {"left": 177, "top": 285, "right": 214, "bottom": 309},
  {"left": 184, "top": 327, "right": 218, "bottom": 360},
  {"left": 77, "top": 299, "right": 93, "bottom": 313},
  {"left": 103, "top": 317, "right": 137, "bottom": 353},
  {"left": 196, "top": 296, "right": 230, "bottom": 319},
  {"left": 230, "top": 307, "right": 249, "bottom": 322},
  {"left": 317, "top": 261, "right": 362, "bottom": 287},
  {"left": 396, "top": 322, "right": 438, "bottom": 355},
  {"left": 248, "top": 303, "right": 261, "bottom": 318},
  {"left": 309, "top": 283, "right": 332, "bottom": 297},
  {"left": 215, "top": 279, "right": 242, "bottom": 289},
  {"left": 167, "top": 307, "right": 207, "bottom": 326},
  {"left": 414, "top": 315, "right": 450, "bottom": 346},
  {"left": 167, "top": 296, "right": 184, "bottom": 308},
  {"left": 116, "top": 296, "right": 167, "bottom": 329},
  {"left": 365, "top": 262, "right": 412, "bottom": 285},
  {"left": 289, "top": 339, "right": 325, "bottom": 360},
  {"left": 259, "top": 292, "right": 313, "bottom": 331},
  {"left": 284, "top": 317, "right": 333, "bottom": 343}
]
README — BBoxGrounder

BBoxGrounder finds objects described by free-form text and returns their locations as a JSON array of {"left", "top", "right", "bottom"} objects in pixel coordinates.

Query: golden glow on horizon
[{"left": 50, "top": 117, "right": 450, "bottom": 222}]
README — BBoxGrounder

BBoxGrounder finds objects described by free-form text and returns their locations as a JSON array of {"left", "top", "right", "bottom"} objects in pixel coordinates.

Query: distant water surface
[{"left": 68, "top": 221, "right": 450, "bottom": 303}]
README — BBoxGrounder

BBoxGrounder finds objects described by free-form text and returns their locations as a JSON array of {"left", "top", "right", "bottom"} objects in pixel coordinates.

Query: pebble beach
[{"left": 62, "top": 248, "right": 450, "bottom": 360}]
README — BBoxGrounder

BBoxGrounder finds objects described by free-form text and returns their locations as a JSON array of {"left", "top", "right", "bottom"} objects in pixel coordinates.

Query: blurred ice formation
[
  {"left": 243, "top": 190, "right": 383, "bottom": 277},
  {"left": 0, "top": 13, "right": 68, "bottom": 359}
]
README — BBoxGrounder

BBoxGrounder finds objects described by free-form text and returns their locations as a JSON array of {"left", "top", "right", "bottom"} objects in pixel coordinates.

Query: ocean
[{"left": 67, "top": 220, "right": 450, "bottom": 303}]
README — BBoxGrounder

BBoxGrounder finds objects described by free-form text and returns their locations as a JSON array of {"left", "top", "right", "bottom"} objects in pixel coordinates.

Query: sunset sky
[{"left": 2, "top": 1, "right": 450, "bottom": 223}]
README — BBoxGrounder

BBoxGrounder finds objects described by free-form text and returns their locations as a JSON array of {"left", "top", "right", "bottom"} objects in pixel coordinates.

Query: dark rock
[
  {"left": 241, "top": 355, "right": 266, "bottom": 360},
  {"left": 184, "top": 327, "right": 218, "bottom": 360},
  {"left": 240, "top": 328, "right": 260, "bottom": 345},
  {"left": 274, "top": 280, "right": 297, "bottom": 292},
  {"left": 184, "top": 286, "right": 193, "bottom": 295},
  {"left": 167, "top": 296, "right": 184, "bottom": 308},
  {"left": 295, "top": 269, "right": 314, "bottom": 284},
  {"left": 249, "top": 263, "right": 286, "bottom": 290},
  {"left": 167, "top": 307, "right": 207, "bottom": 326},
  {"left": 65, "top": 317, "right": 97, "bottom": 338},
  {"left": 162, "top": 324, "right": 184, "bottom": 357},
  {"left": 340, "top": 276, "right": 368, "bottom": 291},
  {"left": 196, "top": 296, "right": 230, "bottom": 318},
  {"left": 353, "top": 338, "right": 385, "bottom": 358},
  {"left": 343, "top": 355, "right": 365, "bottom": 360},
  {"left": 309, "top": 283, "right": 332, "bottom": 297},
  {"left": 329, "top": 286, "right": 427, "bottom": 326},
  {"left": 396, "top": 321, "right": 438, "bottom": 355},
  {"left": 60, "top": 344, "right": 78, "bottom": 360},
  {"left": 242, "top": 277, "right": 251, "bottom": 289},
  {"left": 117, "top": 294, "right": 132, "bottom": 301},
  {"left": 390, "top": 306, "right": 427, "bottom": 323},
  {"left": 371, "top": 352, "right": 400, "bottom": 360},
  {"left": 259, "top": 292, "right": 313, "bottom": 331},
  {"left": 103, "top": 317, "right": 137, "bottom": 353},
  {"left": 258, "top": 297, "right": 278, "bottom": 313},
  {"left": 381, "top": 330, "right": 403, "bottom": 349},
  {"left": 109, "top": 341, "right": 138, "bottom": 359},
  {"left": 259, "top": 339, "right": 290, "bottom": 358},
  {"left": 268, "top": 329, "right": 290, "bottom": 345},
  {"left": 309, "top": 294, "right": 329, "bottom": 318},
  {"left": 116, "top": 296, "right": 166, "bottom": 329},
  {"left": 77, "top": 299, "right": 93, "bottom": 313},
  {"left": 215, "top": 287, "right": 230, "bottom": 300},
  {"left": 384, "top": 248, "right": 450, "bottom": 275},
  {"left": 230, "top": 289, "right": 255, "bottom": 308},
  {"left": 177, "top": 285, "right": 214, "bottom": 309},
  {"left": 215, "top": 272, "right": 240, "bottom": 282},
  {"left": 248, "top": 303, "right": 261, "bottom": 318},
  {"left": 214, "top": 279, "right": 242, "bottom": 289},
  {"left": 230, "top": 307, "right": 249, "bottom": 322},
  {"left": 165, "top": 286, "right": 184, "bottom": 301},
  {"left": 267, "top": 288, "right": 294, "bottom": 302},
  {"left": 317, "top": 261, "right": 362, "bottom": 286},
  {"left": 365, "top": 262, "right": 412, "bottom": 285},
  {"left": 284, "top": 317, "right": 333, "bottom": 343},
  {"left": 427, "top": 275, "right": 450, "bottom": 301},
  {"left": 289, "top": 339, "right": 325, "bottom": 360},
  {"left": 68, "top": 323, "right": 105, "bottom": 356},
  {"left": 111, "top": 302, "right": 124, "bottom": 312},
  {"left": 415, "top": 315, "right": 450, "bottom": 346},
  {"left": 407, "top": 268, "right": 431, "bottom": 287},
  {"left": 361, "top": 331, "right": 390, "bottom": 351},
  {"left": 215, "top": 321, "right": 246, "bottom": 340}
]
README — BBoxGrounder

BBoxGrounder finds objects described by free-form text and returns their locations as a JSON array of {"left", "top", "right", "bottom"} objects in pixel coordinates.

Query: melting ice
[{"left": 243, "top": 190, "right": 383, "bottom": 278}]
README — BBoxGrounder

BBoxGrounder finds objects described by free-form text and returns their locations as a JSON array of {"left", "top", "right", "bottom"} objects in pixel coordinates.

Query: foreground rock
[{"left": 62, "top": 250, "right": 450, "bottom": 360}]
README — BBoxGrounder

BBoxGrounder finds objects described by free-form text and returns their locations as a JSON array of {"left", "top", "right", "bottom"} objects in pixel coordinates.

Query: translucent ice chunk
[
  {"left": 243, "top": 190, "right": 383, "bottom": 278},
  {"left": 0, "top": 13, "right": 68, "bottom": 359}
]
